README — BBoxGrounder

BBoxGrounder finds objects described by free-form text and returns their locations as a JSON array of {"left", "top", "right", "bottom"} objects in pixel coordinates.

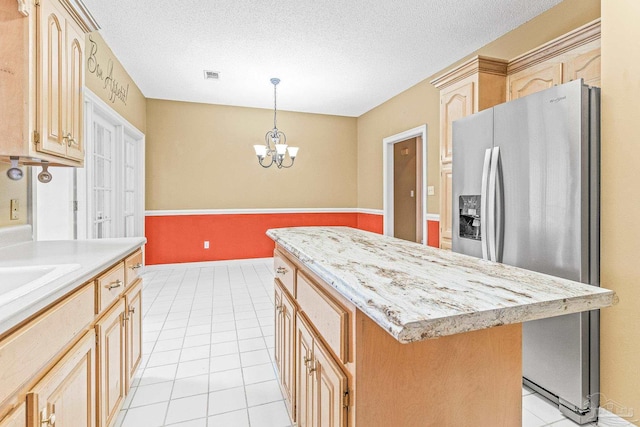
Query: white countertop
[
  {"left": 267, "top": 226, "right": 617, "bottom": 343},
  {"left": 0, "top": 237, "right": 146, "bottom": 335}
]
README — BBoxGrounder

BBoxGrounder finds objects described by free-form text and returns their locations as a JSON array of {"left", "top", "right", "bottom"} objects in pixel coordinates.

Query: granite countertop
[
  {"left": 267, "top": 226, "right": 617, "bottom": 343},
  {"left": 0, "top": 237, "right": 146, "bottom": 335}
]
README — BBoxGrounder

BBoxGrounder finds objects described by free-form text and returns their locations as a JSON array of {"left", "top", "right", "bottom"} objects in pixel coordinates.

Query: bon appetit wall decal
[{"left": 86, "top": 35, "right": 130, "bottom": 106}]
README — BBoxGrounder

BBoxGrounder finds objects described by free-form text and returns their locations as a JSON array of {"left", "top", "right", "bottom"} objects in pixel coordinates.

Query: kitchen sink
[{"left": 0, "top": 264, "right": 81, "bottom": 306}]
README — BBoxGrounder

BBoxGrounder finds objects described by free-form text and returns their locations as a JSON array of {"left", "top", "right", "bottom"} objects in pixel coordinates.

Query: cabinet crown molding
[
  {"left": 59, "top": 0, "right": 100, "bottom": 32},
  {"left": 431, "top": 56, "right": 508, "bottom": 89},
  {"left": 507, "top": 18, "right": 601, "bottom": 75}
]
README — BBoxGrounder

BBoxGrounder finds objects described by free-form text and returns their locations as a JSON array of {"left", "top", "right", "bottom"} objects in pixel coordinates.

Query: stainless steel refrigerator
[{"left": 452, "top": 79, "right": 600, "bottom": 424}]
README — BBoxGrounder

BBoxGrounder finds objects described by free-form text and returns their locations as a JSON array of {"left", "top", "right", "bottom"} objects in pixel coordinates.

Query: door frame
[{"left": 383, "top": 125, "right": 428, "bottom": 244}]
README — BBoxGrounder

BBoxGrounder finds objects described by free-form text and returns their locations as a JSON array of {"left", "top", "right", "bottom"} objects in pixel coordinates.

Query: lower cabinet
[
  {"left": 0, "top": 246, "right": 144, "bottom": 427},
  {"left": 96, "top": 300, "right": 125, "bottom": 427},
  {"left": 295, "top": 314, "right": 347, "bottom": 427},
  {"left": 124, "top": 280, "right": 143, "bottom": 393},
  {"left": 26, "top": 331, "right": 96, "bottom": 427},
  {"left": 274, "top": 280, "right": 296, "bottom": 418}
]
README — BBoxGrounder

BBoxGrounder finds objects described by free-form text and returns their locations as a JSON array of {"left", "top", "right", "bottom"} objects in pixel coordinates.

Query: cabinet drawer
[
  {"left": 296, "top": 272, "right": 349, "bottom": 363},
  {"left": 124, "top": 249, "right": 143, "bottom": 287},
  {"left": 0, "top": 283, "right": 94, "bottom": 406},
  {"left": 96, "top": 262, "right": 125, "bottom": 314},
  {"left": 274, "top": 250, "right": 296, "bottom": 297}
]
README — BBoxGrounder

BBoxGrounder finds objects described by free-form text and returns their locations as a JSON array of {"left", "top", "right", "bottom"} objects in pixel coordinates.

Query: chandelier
[{"left": 253, "top": 78, "right": 299, "bottom": 168}]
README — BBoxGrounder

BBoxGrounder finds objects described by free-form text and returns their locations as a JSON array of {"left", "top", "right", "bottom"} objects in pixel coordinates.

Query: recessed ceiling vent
[{"left": 203, "top": 70, "right": 220, "bottom": 80}]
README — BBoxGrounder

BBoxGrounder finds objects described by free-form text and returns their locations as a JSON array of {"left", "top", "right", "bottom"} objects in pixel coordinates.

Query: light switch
[
  {"left": 410, "top": 190, "right": 415, "bottom": 198},
  {"left": 10, "top": 199, "right": 19, "bottom": 220},
  {"left": 427, "top": 186, "right": 435, "bottom": 196}
]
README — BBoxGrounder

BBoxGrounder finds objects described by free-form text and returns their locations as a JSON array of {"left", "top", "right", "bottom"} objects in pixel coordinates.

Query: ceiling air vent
[{"left": 203, "top": 70, "right": 220, "bottom": 80}]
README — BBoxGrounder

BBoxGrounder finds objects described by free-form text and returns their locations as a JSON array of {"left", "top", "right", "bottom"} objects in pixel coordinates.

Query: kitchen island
[{"left": 267, "top": 226, "right": 617, "bottom": 427}]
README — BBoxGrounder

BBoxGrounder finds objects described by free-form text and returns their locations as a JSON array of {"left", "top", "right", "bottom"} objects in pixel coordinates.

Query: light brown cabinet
[
  {"left": 274, "top": 251, "right": 349, "bottom": 427},
  {"left": 96, "top": 300, "right": 125, "bottom": 427},
  {"left": 36, "top": 0, "right": 84, "bottom": 161},
  {"left": 0, "top": 0, "right": 97, "bottom": 166},
  {"left": 124, "top": 280, "right": 142, "bottom": 393},
  {"left": 274, "top": 280, "right": 296, "bottom": 418},
  {"left": 507, "top": 62, "right": 563, "bottom": 100},
  {"left": 0, "top": 246, "right": 143, "bottom": 427},
  {"left": 274, "top": 244, "right": 523, "bottom": 427},
  {"left": 26, "top": 331, "right": 95, "bottom": 427},
  {"left": 431, "top": 57, "right": 508, "bottom": 249},
  {"left": 296, "top": 314, "right": 347, "bottom": 427}
]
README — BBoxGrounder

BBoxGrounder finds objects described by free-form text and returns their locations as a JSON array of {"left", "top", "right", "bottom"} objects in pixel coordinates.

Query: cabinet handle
[
  {"left": 41, "top": 412, "right": 56, "bottom": 426},
  {"left": 106, "top": 279, "right": 123, "bottom": 290},
  {"left": 303, "top": 356, "right": 312, "bottom": 366},
  {"left": 129, "top": 307, "right": 136, "bottom": 315},
  {"left": 307, "top": 361, "right": 316, "bottom": 375},
  {"left": 62, "top": 132, "right": 76, "bottom": 147},
  {"left": 130, "top": 262, "right": 143, "bottom": 270},
  {"left": 276, "top": 266, "right": 288, "bottom": 275}
]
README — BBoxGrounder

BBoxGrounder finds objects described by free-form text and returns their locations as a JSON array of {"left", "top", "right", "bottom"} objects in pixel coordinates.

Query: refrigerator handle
[
  {"left": 488, "top": 146, "right": 501, "bottom": 262},
  {"left": 480, "top": 148, "right": 492, "bottom": 260}
]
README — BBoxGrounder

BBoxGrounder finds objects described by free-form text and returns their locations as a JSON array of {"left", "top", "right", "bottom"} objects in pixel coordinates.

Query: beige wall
[
  {"left": 600, "top": 0, "right": 640, "bottom": 422},
  {"left": 85, "top": 32, "right": 147, "bottom": 132},
  {"left": 146, "top": 99, "right": 357, "bottom": 210},
  {"left": 356, "top": 0, "right": 600, "bottom": 212}
]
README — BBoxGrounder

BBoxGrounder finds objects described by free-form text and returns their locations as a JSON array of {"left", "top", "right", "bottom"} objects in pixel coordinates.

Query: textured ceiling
[{"left": 81, "top": 0, "right": 563, "bottom": 117}]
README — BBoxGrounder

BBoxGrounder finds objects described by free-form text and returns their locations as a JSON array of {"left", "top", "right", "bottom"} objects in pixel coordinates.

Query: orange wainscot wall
[{"left": 145, "top": 212, "right": 439, "bottom": 265}]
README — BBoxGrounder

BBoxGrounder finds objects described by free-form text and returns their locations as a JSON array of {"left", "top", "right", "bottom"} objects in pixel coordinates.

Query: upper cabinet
[
  {"left": 506, "top": 19, "right": 601, "bottom": 101},
  {"left": 0, "top": 0, "right": 98, "bottom": 167},
  {"left": 431, "top": 56, "right": 508, "bottom": 250}
]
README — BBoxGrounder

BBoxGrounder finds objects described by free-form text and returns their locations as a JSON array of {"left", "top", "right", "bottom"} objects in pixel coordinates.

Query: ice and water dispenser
[{"left": 459, "top": 195, "right": 481, "bottom": 240}]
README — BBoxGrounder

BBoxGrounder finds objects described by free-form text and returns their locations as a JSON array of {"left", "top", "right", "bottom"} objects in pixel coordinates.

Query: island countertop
[{"left": 266, "top": 226, "right": 617, "bottom": 343}]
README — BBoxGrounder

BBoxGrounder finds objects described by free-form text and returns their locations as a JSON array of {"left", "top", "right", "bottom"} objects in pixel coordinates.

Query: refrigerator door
[
  {"left": 492, "top": 80, "right": 594, "bottom": 415},
  {"left": 452, "top": 108, "right": 493, "bottom": 258}
]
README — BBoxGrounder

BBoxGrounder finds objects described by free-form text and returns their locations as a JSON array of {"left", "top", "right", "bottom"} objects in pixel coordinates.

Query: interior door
[
  {"left": 393, "top": 138, "right": 417, "bottom": 242},
  {"left": 91, "top": 114, "right": 116, "bottom": 238}
]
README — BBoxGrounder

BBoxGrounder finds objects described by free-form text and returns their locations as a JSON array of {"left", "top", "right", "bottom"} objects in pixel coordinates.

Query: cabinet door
[
  {"left": 313, "top": 339, "right": 348, "bottom": 427},
  {"left": 280, "top": 286, "right": 296, "bottom": 417},
  {"left": 440, "top": 80, "right": 475, "bottom": 165},
  {"left": 26, "top": 331, "right": 95, "bottom": 427},
  {"left": 96, "top": 300, "right": 125, "bottom": 427},
  {"left": 125, "top": 280, "right": 143, "bottom": 392},
  {"left": 64, "top": 21, "right": 84, "bottom": 161},
  {"left": 37, "top": 0, "right": 66, "bottom": 157},
  {"left": 0, "top": 403, "right": 25, "bottom": 427},
  {"left": 507, "top": 62, "right": 562, "bottom": 100},
  {"left": 440, "top": 165, "right": 453, "bottom": 249},
  {"left": 296, "top": 314, "right": 315, "bottom": 427},
  {"left": 567, "top": 48, "right": 601, "bottom": 87}
]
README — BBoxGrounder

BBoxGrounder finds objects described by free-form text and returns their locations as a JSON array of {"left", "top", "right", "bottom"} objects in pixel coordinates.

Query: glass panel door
[
  {"left": 123, "top": 134, "right": 137, "bottom": 237},
  {"left": 92, "top": 116, "right": 116, "bottom": 238}
]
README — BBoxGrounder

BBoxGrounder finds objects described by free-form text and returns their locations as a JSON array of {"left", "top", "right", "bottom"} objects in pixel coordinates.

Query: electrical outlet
[
  {"left": 204, "top": 241, "right": 210, "bottom": 249},
  {"left": 10, "top": 199, "right": 19, "bottom": 220},
  {"left": 427, "top": 186, "right": 435, "bottom": 196}
]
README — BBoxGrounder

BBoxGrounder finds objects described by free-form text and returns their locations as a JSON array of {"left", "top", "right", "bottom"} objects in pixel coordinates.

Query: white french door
[
  {"left": 92, "top": 114, "right": 116, "bottom": 238},
  {"left": 77, "top": 89, "right": 145, "bottom": 240}
]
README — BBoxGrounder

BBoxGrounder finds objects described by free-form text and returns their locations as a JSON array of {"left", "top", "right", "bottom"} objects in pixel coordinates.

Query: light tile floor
[{"left": 114, "top": 258, "right": 613, "bottom": 427}]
